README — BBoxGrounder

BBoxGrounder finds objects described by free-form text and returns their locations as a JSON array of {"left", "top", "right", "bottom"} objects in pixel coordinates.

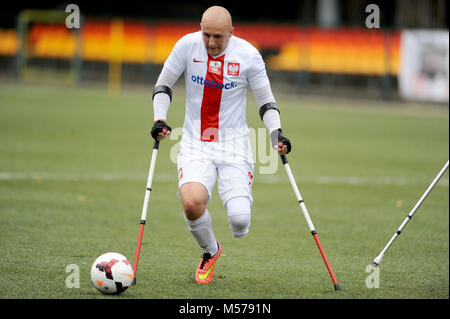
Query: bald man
[{"left": 151, "top": 6, "right": 291, "bottom": 284}]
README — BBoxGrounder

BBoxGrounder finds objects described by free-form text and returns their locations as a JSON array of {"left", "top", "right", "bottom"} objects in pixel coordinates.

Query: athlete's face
[{"left": 201, "top": 21, "right": 234, "bottom": 57}]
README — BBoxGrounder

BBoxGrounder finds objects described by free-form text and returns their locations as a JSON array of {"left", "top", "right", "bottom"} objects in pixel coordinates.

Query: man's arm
[
  {"left": 252, "top": 85, "right": 291, "bottom": 155},
  {"left": 151, "top": 35, "right": 187, "bottom": 141},
  {"left": 247, "top": 49, "right": 291, "bottom": 155},
  {"left": 151, "top": 68, "right": 179, "bottom": 140}
]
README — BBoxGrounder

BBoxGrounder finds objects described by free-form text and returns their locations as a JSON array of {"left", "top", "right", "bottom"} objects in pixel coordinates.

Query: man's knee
[
  {"left": 180, "top": 182, "right": 209, "bottom": 220},
  {"left": 181, "top": 197, "right": 208, "bottom": 221},
  {"left": 182, "top": 198, "right": 203, "bottom": 215}
]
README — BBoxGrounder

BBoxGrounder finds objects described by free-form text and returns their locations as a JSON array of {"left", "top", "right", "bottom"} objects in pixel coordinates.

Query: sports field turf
[{"left": 0, "top": 81, "right": 448, "bottom": 299}]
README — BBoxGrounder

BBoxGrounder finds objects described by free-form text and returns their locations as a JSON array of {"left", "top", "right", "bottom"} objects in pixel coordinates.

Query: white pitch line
[{"left": 0, "top": 171, "right": 447, "bottom": 187}]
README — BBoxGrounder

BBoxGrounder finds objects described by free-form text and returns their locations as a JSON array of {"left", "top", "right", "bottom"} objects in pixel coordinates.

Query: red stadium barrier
[{"left": 0, "top": 20, "right": 400, "bottom": 75}]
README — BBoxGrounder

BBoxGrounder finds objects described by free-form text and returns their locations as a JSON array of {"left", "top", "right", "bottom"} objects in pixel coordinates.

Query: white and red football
[{"left": 90, "top": 252, "right": 133, "bottom": 295}]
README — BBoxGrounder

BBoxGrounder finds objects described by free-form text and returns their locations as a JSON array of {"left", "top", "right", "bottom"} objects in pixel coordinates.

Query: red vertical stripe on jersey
[{"left": 200, "top": 55, "right": 225, "bottom": 142}]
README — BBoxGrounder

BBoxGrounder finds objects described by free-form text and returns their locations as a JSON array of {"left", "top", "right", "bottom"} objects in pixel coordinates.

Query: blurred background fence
[{"left": 0, "top": 0, "right": 448, "bottom": 102}]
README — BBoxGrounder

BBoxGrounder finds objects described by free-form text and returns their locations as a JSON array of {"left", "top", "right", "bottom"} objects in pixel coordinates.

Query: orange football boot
[{"left": 195, "top": 241, "right": 222, "bottom": 284}]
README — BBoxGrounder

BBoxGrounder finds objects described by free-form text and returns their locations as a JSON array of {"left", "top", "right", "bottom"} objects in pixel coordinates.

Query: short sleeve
[
  {"left": 163, "top": 35, "right": 188, "bottom": 78},
  {"left": 247, "top": 50, "right": 271, "bottom": 91}
]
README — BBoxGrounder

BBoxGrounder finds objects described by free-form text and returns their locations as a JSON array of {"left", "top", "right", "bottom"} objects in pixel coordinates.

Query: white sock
[
  {"left": 226, "top": 196, "right": 251, "bottom": 238},
  {"left": 184, "top": 209, "right": 219, "bottom": 256}
]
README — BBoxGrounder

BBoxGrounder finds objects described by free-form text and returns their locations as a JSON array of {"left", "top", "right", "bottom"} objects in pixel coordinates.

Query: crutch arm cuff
[{"left": 152, "top": 85, "right": 172, "bottom": 102}]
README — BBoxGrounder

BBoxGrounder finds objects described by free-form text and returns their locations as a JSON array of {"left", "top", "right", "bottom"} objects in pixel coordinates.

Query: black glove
[
  {"left": 270, "top": 128, "right": 291, "bottom": 153},
  {"left": 151, "top": 120, "right": 172, "bottom": 140}
]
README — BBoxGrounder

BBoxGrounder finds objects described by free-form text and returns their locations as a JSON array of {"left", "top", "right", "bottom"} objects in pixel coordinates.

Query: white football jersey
[{"left": 163, "top": 31, "right": 270, "bottom": 143}]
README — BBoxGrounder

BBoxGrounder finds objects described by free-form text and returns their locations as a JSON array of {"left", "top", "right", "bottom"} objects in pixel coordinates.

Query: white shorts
[{"left": 177, "top": 136, "right": 254, "bottom": 206}]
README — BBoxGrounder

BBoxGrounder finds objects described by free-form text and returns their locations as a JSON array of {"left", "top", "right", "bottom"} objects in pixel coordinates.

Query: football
[{"left": 90, "top": 252, "right": 134, "bottom": 295}]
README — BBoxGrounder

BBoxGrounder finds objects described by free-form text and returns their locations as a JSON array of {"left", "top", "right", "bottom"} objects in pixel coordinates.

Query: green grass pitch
[{"left": 0, "top": 81, "right": 448, "bottom": 299}]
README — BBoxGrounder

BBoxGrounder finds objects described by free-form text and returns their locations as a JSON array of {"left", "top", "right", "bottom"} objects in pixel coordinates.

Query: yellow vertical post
[
  {"left": 16, "top": 10, "right": 30, "bottom": 81},
  {"left": 108, "top": 19, "right": 123, "bottom": 96}
]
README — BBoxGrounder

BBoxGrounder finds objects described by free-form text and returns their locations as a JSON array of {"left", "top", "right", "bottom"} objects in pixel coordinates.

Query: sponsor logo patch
[
  {"left": 208, "top": 60, "right": 222, "bottom": 75},
  {"left": 191, "top": 75, "right": 237, "bottom": 90}
]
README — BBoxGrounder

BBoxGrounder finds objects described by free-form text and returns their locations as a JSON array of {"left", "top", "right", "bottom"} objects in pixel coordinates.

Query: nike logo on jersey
[
  {"left": 191, "top": 75, "right": 237, "bottom": 90},
  {"left": 193, "top": 58, "right": 204, "bottom": 63}
]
